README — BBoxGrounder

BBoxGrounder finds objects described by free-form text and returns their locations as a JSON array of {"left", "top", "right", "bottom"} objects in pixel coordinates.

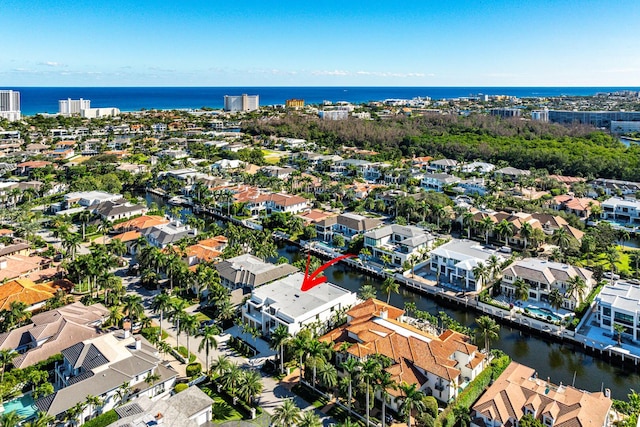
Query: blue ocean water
[{"left": 9, "top": 86, "right": 639, "bottom": 116}]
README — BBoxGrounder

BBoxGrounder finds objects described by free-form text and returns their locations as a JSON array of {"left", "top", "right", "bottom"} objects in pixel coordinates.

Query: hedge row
[{"left": 82, "top": 410, "right": 118, "bottom": 427}]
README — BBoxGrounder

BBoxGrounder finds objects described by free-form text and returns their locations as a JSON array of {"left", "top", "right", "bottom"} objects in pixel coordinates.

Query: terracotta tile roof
[
  {"left": 0, "top": 278, "right": 73, "bottom": 310},
  {"left": 112, "top": 231, "right": 141, "bottom": 243},
  {"left": 0, "top": 254, "right": 48, "bottom": 282},
  {"left": 185, "top": 245, "right": 222, "bottom": 263},
  {"left": 112, "top": 215, "right": 170, "bottom": 232},
  {"left": 321, "top": 298, "right": 483, "bottom": 388},
  {"left": 0, "top": 229, "right": 14, "bottom": 236},
  {"left": 17, "top": 161, "right": 52, "bottom": 168},
  {"left": 472, "top": 362, "right": 611, "bottom": 427}
]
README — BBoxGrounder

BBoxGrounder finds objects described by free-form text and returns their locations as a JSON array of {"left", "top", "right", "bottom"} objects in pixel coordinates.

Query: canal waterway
[{"left": 144, "top": 192, "right": 640, "bottom": 400}]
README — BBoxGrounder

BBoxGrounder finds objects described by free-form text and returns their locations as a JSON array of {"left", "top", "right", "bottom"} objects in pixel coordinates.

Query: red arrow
[{"left": 301, "top": 253, "right": 357, "bottom": 291}]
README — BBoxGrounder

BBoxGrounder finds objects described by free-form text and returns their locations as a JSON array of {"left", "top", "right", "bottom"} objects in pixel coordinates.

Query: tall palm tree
[
  {"left": 478, "top": 216, "right": 494, "bottom": 245},
  {"left": 461, "top": 211, "right": 474, "bottom": 239},
  {"left": 151, "top": 292, "right": 172, "bottom": 339},
  {"left": 305, "top": 340, "right": 332, "bottom": 389},
  {"left": 376, "top": 370, "right": 397, "bottom": 427},
  {"left": 381, "top": 277, "right": 399, "bottom": 304},
  {"left": 85, "top": 394, "right": 103, "bottom": 419},
  {"left": 271, "top": 398, "right": 301, "bottom": 427},
  {"left": 395, "top": 382, "right": 426, "bottom": 427},
  {"left": 197, "top": 324, "right": 220, "bottom": 373},
  {"left": 115, "top": 381, "right": 132, "bottom": 406},
  {"left": 614, "top": 323, "right": 626, "bottom": 346},
  {"left": 123, "top": 294, "right": 144, "bottom": 333},
  {"left": 476, "top": 315, "right": 500, "bottom": 352},
  {"left": 472, "top": 263, "right": 488, "bottom": 290},
  {"left": 169, "top": 298, "right": 189, "bottom": 348},
  {"left": 181, "top": 314, "right": 199, "bottom": 359},
  {"left": 605, "top": 246, "right": 620, "bottom": 283},
  {"left": 290, "top": 330, "right": 311, "bottom": 384},
  {"left": 220, "top": 363, "right": 243, "bottom": 396},
  {"left": 453, "top": 404, "right": 471, "bottom": 427},
  {"left": 551, "top": 227, "right": 571, "bottom": 253},
  {"left": 494, "top": 219, "right": 514, "bottom": 247},
  {"left": 341, "top": 357, "right": 360, "bottom": 417},
  {"left": 520, "top": 221, "right": 534, "bottom": 250},
  {"left": 78, "top": 210, "right": 92, "bottom": 241},
  {"left": 317, "top": 362, "right": 338, "bottom": 391},
  {"left": 566, "top": 275, "right": 587, "bottom": 304},
  {"left": 360, "top": 357, "right": 381, "bottom": 426},
  {"left": 270, "top": 324, "right": 291, "bottom": 375}
]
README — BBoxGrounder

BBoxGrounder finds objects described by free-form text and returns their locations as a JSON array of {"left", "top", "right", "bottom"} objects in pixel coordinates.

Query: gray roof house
[
  {"left": 141, "top": 221, "right": 197, "bottom": 248},
  {"left": 36, "top": 331, "right": 177, "bottom": 423},
  {"left": 501, "top": 258, "right": 594, "bottom": 310},
  {"left": 364, "top": 224, "right": 435, "bottom": 266},
  {"left": 215, "top": 254, "right": 298, "bottom": 291},
  {"left": 108, "top": 385, "right": 214, "bottom": 427},
  {"left": 316, "top": 213, "right": 382, "bottom": 242},
  {"left": 93, "top": 199, "right": 149, "bottom": 222},
  {"left": 0, "top": 302, "right": 109, "bottom": 368}
]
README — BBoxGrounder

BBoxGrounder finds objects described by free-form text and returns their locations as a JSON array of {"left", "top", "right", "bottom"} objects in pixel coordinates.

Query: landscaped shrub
[
  {"left": 141, "top": 326, "right": 168, "bottom": 341},
  {"left": 82, "top": 410, "right": 118, "bottom": 427},
  {"left": 186, "top": 362, "right": 202, "bottom": 378},
  {"left": 174, "top": 383, "right": 188, "bottom": 393}
]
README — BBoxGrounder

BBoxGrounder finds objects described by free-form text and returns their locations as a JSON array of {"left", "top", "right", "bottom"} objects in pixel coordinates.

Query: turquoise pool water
[
  {"left": 527, "top": 307, "right": 562, "bottom": 322},
  {"left": 1, "top": 394, "right": 37, "bottom": 419}
]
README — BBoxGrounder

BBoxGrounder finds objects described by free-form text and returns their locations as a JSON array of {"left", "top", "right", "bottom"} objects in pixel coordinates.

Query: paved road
[{"left": 116, "top": 263, "right": 336, "bottom": 426}]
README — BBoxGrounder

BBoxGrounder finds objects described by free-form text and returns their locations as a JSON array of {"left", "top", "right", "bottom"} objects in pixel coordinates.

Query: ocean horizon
[{"left": 8, "top": 86, "right": 640, "bottom": 116}]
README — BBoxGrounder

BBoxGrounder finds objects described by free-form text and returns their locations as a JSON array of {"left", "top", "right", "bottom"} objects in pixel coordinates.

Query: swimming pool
[
  {"left": 526, "top": 307, "right": 562, "bottom": 322},
  {"left": 1, "top": 394, "right": 37, "bottom": 419}
]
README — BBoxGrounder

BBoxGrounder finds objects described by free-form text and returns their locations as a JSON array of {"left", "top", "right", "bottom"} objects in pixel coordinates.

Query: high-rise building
[
  {"left": 59, "top": 98, "right": 91, "bottom": 115},
  {"left": 0, "top": 90, "right": 21, "bottom": 122},
  {"left": 224, "top": 94, "right": 259, "bottom": 112}
]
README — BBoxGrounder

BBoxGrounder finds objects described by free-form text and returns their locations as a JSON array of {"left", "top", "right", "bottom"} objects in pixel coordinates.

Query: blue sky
[{"left": 1, "top": 0, "right": 639, "bottom": 86}]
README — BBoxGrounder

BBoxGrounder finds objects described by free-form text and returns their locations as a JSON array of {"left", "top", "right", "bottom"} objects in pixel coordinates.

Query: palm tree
[
  {"left": 380, "top": 254, "right": 392, "bottom": 270},
  {"left": 197, "top": 324, "right": 220, "bottom": 373},
  {"left": 520, "top": 221, "right": 534, "bottom": 250},
  {"left": 0, "top": 411, "right": 24, "bottom": 427},
  {"left": 341, "top": 357, "right": 360, "bottom": 416},
  {"left": 220, "top": 363, "right": 243, "bottom": 396},
  {"left": 462, "top": 211, "right": 474, "bottom": 239},
  {"left": 360, "top": 357, "right": 381, "bottom": 426},
  {"left": 237, "top": 369, "right": 263, "bottom": 405},
  {"left": 381, "top": 277, "right": 399, "bottom": 304},
  {"left": 605, "top": 246, "right": 620, "bottom": 283},
  {"left": 551, "top": 227, "right": 571, "bottom": 253},
  {"left": 271, "top": 398, "right": 301, "bottom": 427},
  {"left": 169, "top": 298, "right": 189, "bottom": 348},
  {"left": 495, "top": 219, "right": 514, "bottom": 247},
  {"left": 305, "top": 340, "right": 332, "bottom": 389},
  {"left": 210, "top": 355, "right": 233, "bottom": 378},
  {"left": 358, "top": 283, "right": 377, "bottom": 300},
  {"left": 513, "top": 278, "right": 530, "bottom": 303},
  {"left": 317, "top": 362, "right": 338, "bottom": 391},
  {"left": 115, "top": 381, "right": 132, "bottom": 406},
  {"left": 548, "top": 288, "right": 564, "bottom": 313},
  {"left": 65, "top": 402, "right": 87, "bottom": 426},
  {"left": 24, "top": 411, "right": 55, "bottom": 427},
  {"left": 453, "top": 404, "right": 471, "bottom": 427},
  {"left": 0, "top": 348, "right": 17, "bottom": 401},
  {"left": 298, "top": 411, "right": 323, "bottom": 427},
  {"left": 472, "top": 263, "right": 488, "bottom": 290},
  {"left": 181, "top": 314, "right": 199, "bottom": 360},
  {"left": 123, "top": 294, "right": 144, "bottom": 333},
  {"left": 376, "top": 370, "right": 397, "bottom": 427},
  {"left": 476, "top": 315, "right": 500, "bottom": 352},
  {"left": 395, "top": 382, "right": 426, "bottom": 427},
  {"left": 478, "top": 216, "right": 494, "bottom": 245},
  {"left": 566, "top": 275, "right": 587, "bottom": 304},
  {"left": 290, "top": 330, "right": 311, "bottom": 384},
  {"left": 85, "top": 394, "right": 103, "bottom": 419},
  {"left": 151, "top": 292, "right": 172, "bottom": 339},
  {"left": 270, "top": 324, "right": 291, "bottom": 375},
  {"left": 614, "top": 323, "right": 626, "bottom": 346},
  {"left": 78, "top": 210, "right": 92, "bottom": 241}
]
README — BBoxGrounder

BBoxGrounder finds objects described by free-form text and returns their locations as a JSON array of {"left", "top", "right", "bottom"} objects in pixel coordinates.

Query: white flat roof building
[
  {"left": 242, "top": 272, "right": 357, "bottom": 336},
  {"left": 596, "top": 281, "right": 640, "bottom": 343},
  {"left": 224, "top": 94, "right": 259, "bottom": 112},
  {"left": 59, "top": 98, "right": 91, "bottom": 115}
]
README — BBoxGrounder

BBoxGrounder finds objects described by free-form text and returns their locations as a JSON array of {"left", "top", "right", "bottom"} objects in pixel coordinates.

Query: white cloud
[{"left": 40, "top": 61, "right": 64, "bottom": 67}]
